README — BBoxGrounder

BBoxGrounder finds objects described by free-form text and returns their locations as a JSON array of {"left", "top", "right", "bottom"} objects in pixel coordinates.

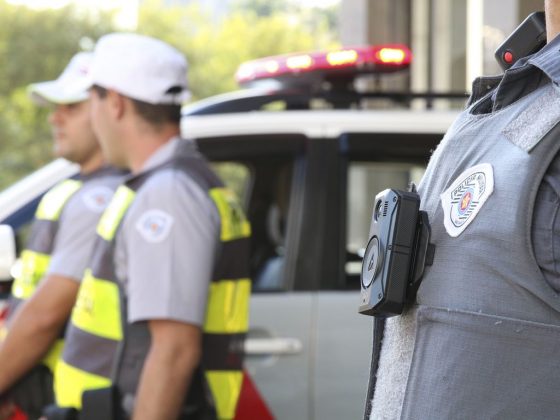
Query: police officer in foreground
[
  {"left": 369, "top": 2, "right": 560, "bottom": 419},
  {"left": 50, "top": 33, "right": 250, "bottom": 420},
  {"left": 0, "top": 52, "right": 123, "bottom": 419}
]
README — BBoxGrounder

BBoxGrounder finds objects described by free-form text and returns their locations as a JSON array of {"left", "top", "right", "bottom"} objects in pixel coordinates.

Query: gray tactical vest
[{"left": 371, "top": 81, "right": 560, "bottom": 420}]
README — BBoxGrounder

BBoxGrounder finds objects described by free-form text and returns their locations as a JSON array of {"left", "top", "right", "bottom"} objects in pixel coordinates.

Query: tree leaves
[{"left": 0, "top": 0, "right": 337, "bottom": 189}]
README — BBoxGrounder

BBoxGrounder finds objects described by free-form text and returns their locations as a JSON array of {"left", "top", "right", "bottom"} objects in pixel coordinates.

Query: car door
[
  {"left": 199, "top": 131, "right": 435, "bottom": 420},
  {"left": 311, "top": 131, "right": 443, "bottom": 420}
]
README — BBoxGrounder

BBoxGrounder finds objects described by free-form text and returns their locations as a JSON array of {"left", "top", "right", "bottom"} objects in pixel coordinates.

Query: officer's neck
[
  {"left": 127, "top": 124, "right": 180, "bottom": 174},
  {"left": 79, "top": 148, "right": 105, "bottom": 175},
  {"left": 545, "top": 1, "right": 560, "bottom": 42}
]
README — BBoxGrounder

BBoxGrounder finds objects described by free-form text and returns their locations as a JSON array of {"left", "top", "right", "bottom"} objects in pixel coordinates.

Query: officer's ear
[{"left": 105, "top": 89, "right": 126, "bottom": 120}]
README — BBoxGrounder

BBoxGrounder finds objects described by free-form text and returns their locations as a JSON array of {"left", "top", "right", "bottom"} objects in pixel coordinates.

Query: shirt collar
[
  {"left": 139, "top": 136, "right": 182, "bottom": 174},
  {"left": 516, "top": 33, "right": 560, "bottom": 84}
]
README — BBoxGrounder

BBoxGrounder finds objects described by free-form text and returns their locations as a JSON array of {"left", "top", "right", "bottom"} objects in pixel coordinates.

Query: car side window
[
  {"left": 345, "top": 162, "right": 425, "bottom": 287},
  {"left": 211, "top": 162, "right": 251, "bottom": 207},
  {"left": 211, "top": 159, "right": 294, "bottom": 293}
]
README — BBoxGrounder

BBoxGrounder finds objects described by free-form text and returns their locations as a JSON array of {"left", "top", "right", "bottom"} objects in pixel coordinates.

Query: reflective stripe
[
  {"left": 205, "top": 279, "right": 251, "bottom": 334},
  {"left": 209, "top": 188, "right": 251, "bottom": 242},
  {"left": 214, "top": 239, "right": 251, "bottom": 281},
  {"left": 43, "top": 339, "right": 64, "bottom": 372},
  {"left": 55, "top": 359, "right": 111, "bottom": 408},
  {"left": 26, "top": 219, "right": 58, "bottom": 254},
  {"left": 63, "top": 325, "right": 118, "bottom": 379},
  {"left": 96, "top": 186, "right": 135, "bottom": 241},
  {"left": 71, "top": 269, "right": 122, "bottom": 341},
  {"left": 206, "top": 371, "right": 243, "bottom": 419},
  {"left": 35, "top": 180, "right": 82, "bottom": 221},
  {"left": 11, "top": 250, "right": 50, "bottom": 299}
]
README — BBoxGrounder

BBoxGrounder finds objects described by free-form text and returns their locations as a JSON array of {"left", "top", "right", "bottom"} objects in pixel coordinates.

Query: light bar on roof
[{"left": 235, "top": 44, "right": 412, "bottom": 86}]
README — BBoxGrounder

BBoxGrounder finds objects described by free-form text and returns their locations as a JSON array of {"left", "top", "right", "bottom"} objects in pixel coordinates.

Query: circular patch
[
  {"left": 440, "top": 163, "right": 494, "bottom": 237},
  {"left": 135, "top": 209, "right": 174, "bottom": 243},
  {"left": 82, "top": 186, "right": 114, "bottom": 213}
]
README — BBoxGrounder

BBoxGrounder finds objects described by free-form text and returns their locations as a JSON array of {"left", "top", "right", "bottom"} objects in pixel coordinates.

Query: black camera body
[
  {"left": 359, "top": 188, "right": 433, "bottom": 317},
  {"left": 494, "top": 11, "right": 546, "bottom": 71}
]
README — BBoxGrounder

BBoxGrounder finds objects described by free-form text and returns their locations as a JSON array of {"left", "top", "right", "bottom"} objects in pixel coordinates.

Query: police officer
[
  {"left": 53, "top": 34, "right": 250, "bottom": 420},
  {"left": 0, "top": 52, "right": 124, "bottom": 419},
  {"left": 369, "top": 3, "right": 560, "bottom": 419}
]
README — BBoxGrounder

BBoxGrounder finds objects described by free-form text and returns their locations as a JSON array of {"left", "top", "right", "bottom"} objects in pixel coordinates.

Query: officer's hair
[{"left": 91, "top": 85, "right": 181, "bottom": 126}]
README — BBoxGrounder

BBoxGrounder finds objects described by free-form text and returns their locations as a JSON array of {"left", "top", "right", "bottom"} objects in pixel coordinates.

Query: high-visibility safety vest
[
  {"left": 56, "top": 151, "right": 251, "bottom": 419},
  {"left": 3, "top": 179, "right": 83, "bottom": 371}
]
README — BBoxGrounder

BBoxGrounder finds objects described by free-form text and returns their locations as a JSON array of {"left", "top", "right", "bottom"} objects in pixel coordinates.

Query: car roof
[{"left": 182, "top": 109, "right": 459, "bottom": 139}]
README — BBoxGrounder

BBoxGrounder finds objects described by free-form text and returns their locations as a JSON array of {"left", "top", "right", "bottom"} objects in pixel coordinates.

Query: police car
[{"left": 0, "top": 45, "right": 460, "bottom": 419}]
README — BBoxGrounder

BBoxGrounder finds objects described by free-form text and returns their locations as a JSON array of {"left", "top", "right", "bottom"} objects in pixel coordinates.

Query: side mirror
[{"left": 0, "top": 225, "right": 16, "bottom": 281}]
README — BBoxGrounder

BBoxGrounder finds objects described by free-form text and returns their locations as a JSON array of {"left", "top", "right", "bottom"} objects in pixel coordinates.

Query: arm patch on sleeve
[
  {"left": 82, "top": 186, "right": 114, "bottom": 213},
  {"left": 135, "top": 209, "right": 174, "bottom": 243}
]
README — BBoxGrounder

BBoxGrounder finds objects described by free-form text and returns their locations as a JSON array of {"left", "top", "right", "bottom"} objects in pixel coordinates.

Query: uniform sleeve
[
  {"left": 122, "top": 170, "right": 220, "bottom": 326},
  {"left": 532, "top": 152, "right": 560, "bottom": 293},
  {"left": 47, "top": 182, "right": 116, "bottom": 281}
]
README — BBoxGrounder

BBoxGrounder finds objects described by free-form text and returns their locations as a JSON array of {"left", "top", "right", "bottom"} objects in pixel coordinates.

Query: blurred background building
[
  {"left": 340, "top": 0, "right": 543, "bottom": 96},
  {"left": 0, "top": 0, "right": 547, "bottom": 187}
]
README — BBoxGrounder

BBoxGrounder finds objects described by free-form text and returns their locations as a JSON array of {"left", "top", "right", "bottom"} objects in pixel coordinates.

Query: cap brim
[{"left": 28, "top": 77, "right": 92, "bottom": 106}]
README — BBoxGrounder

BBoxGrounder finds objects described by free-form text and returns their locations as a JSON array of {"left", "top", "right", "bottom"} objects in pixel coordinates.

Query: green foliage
[
  {"left": 137, "top": 0, "right": 339, "bottom": 100},
  {"left": 232, "top": 0, "right": 290, "bottom": 16},
  {"left": 0, "top": 1, "right": 116, "bottom": 189},
  {"left": 0, "top": 0, "right": 338, "bottom": 190}
]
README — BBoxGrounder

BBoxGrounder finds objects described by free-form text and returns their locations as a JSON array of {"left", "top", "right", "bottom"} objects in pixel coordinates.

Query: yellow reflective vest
[
  {"left": 4, "top": 179, "right": 83, "bottom": 371},
  {"left": 56, "top": 151, "right": 251, "bottom": 419}
]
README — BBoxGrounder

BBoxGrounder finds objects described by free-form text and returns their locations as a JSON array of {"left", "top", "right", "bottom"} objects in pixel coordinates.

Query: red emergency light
[{"left": 235, "top": 45, "right": 412, "bottom": 86}]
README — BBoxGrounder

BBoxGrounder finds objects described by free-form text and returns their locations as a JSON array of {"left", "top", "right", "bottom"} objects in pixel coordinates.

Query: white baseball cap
[
  {"left": 28, "top": 52, "right": 93, "bottom": 106},
  {"left": 88, "top": 33, "right": 190, "bottom": 105}
]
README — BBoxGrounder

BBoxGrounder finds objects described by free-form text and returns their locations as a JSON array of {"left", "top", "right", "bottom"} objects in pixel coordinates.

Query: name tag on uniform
[{"left": 440, "top": 163, "right": 494, "bottom": 237}]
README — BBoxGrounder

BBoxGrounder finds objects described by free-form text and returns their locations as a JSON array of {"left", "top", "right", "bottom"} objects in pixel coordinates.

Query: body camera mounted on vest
[
  {"left": 358, "top": 187, "right": 434, "bottom": 317},
  {"left": 494, "top": 11, "right": 546, "bottom": 71}
]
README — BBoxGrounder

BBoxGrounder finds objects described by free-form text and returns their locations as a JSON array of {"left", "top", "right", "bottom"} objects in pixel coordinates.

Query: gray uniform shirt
[
  {"left": 47, "top": 167, "right": 123, "bottom": 281},
  {"left": 487, "top": 35, "right": 560, "bottom": 294},
  {"left": 115, "top": 138, "right": 220, "bottom": 326},
  {"left": 370, "top": 36, "right": 560, "bottom": 420}
]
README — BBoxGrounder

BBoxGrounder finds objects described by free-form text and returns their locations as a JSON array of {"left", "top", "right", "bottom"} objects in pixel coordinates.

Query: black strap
[
  {"left": 9, "top": 365, "right": 54, "bottom": 419},
  {"left": 42, "top": 404, "right": 79, "bottom": 420},
  {"left": 363, "top": 317, "right": 385, "bottom": 420},
  {"left": 81, "top": 386, "right": 124, "bottom": 420}
]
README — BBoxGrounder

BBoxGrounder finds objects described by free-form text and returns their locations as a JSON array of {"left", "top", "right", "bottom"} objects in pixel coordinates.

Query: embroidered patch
[
  {"left": 440, "top": 163, "right": 494, "bottom": 237},
  {"left": 135, "top": 209, "right": 174, "bottom": 243},
  {"left": 82, "top": 186, "right": 114, "bottom": 213}
]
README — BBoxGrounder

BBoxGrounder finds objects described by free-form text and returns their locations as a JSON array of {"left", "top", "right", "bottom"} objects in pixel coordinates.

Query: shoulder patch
[
  {"left": 440, "top": 163, "right": 494, "bottom": 237},
  {"left": 82, "top": 186, "right": 114, "bottom": 213},
  {"left": 135, "top": 209, "right": 174, "bottom": 243}
]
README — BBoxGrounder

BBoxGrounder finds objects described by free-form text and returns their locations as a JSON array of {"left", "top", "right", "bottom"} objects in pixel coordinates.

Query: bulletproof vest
[
  {"left": 56, "top": 142, "right": 251, "bottom": 420},
  {"left": 371, "top": 81, "right": 560, "bottom": 419}
]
